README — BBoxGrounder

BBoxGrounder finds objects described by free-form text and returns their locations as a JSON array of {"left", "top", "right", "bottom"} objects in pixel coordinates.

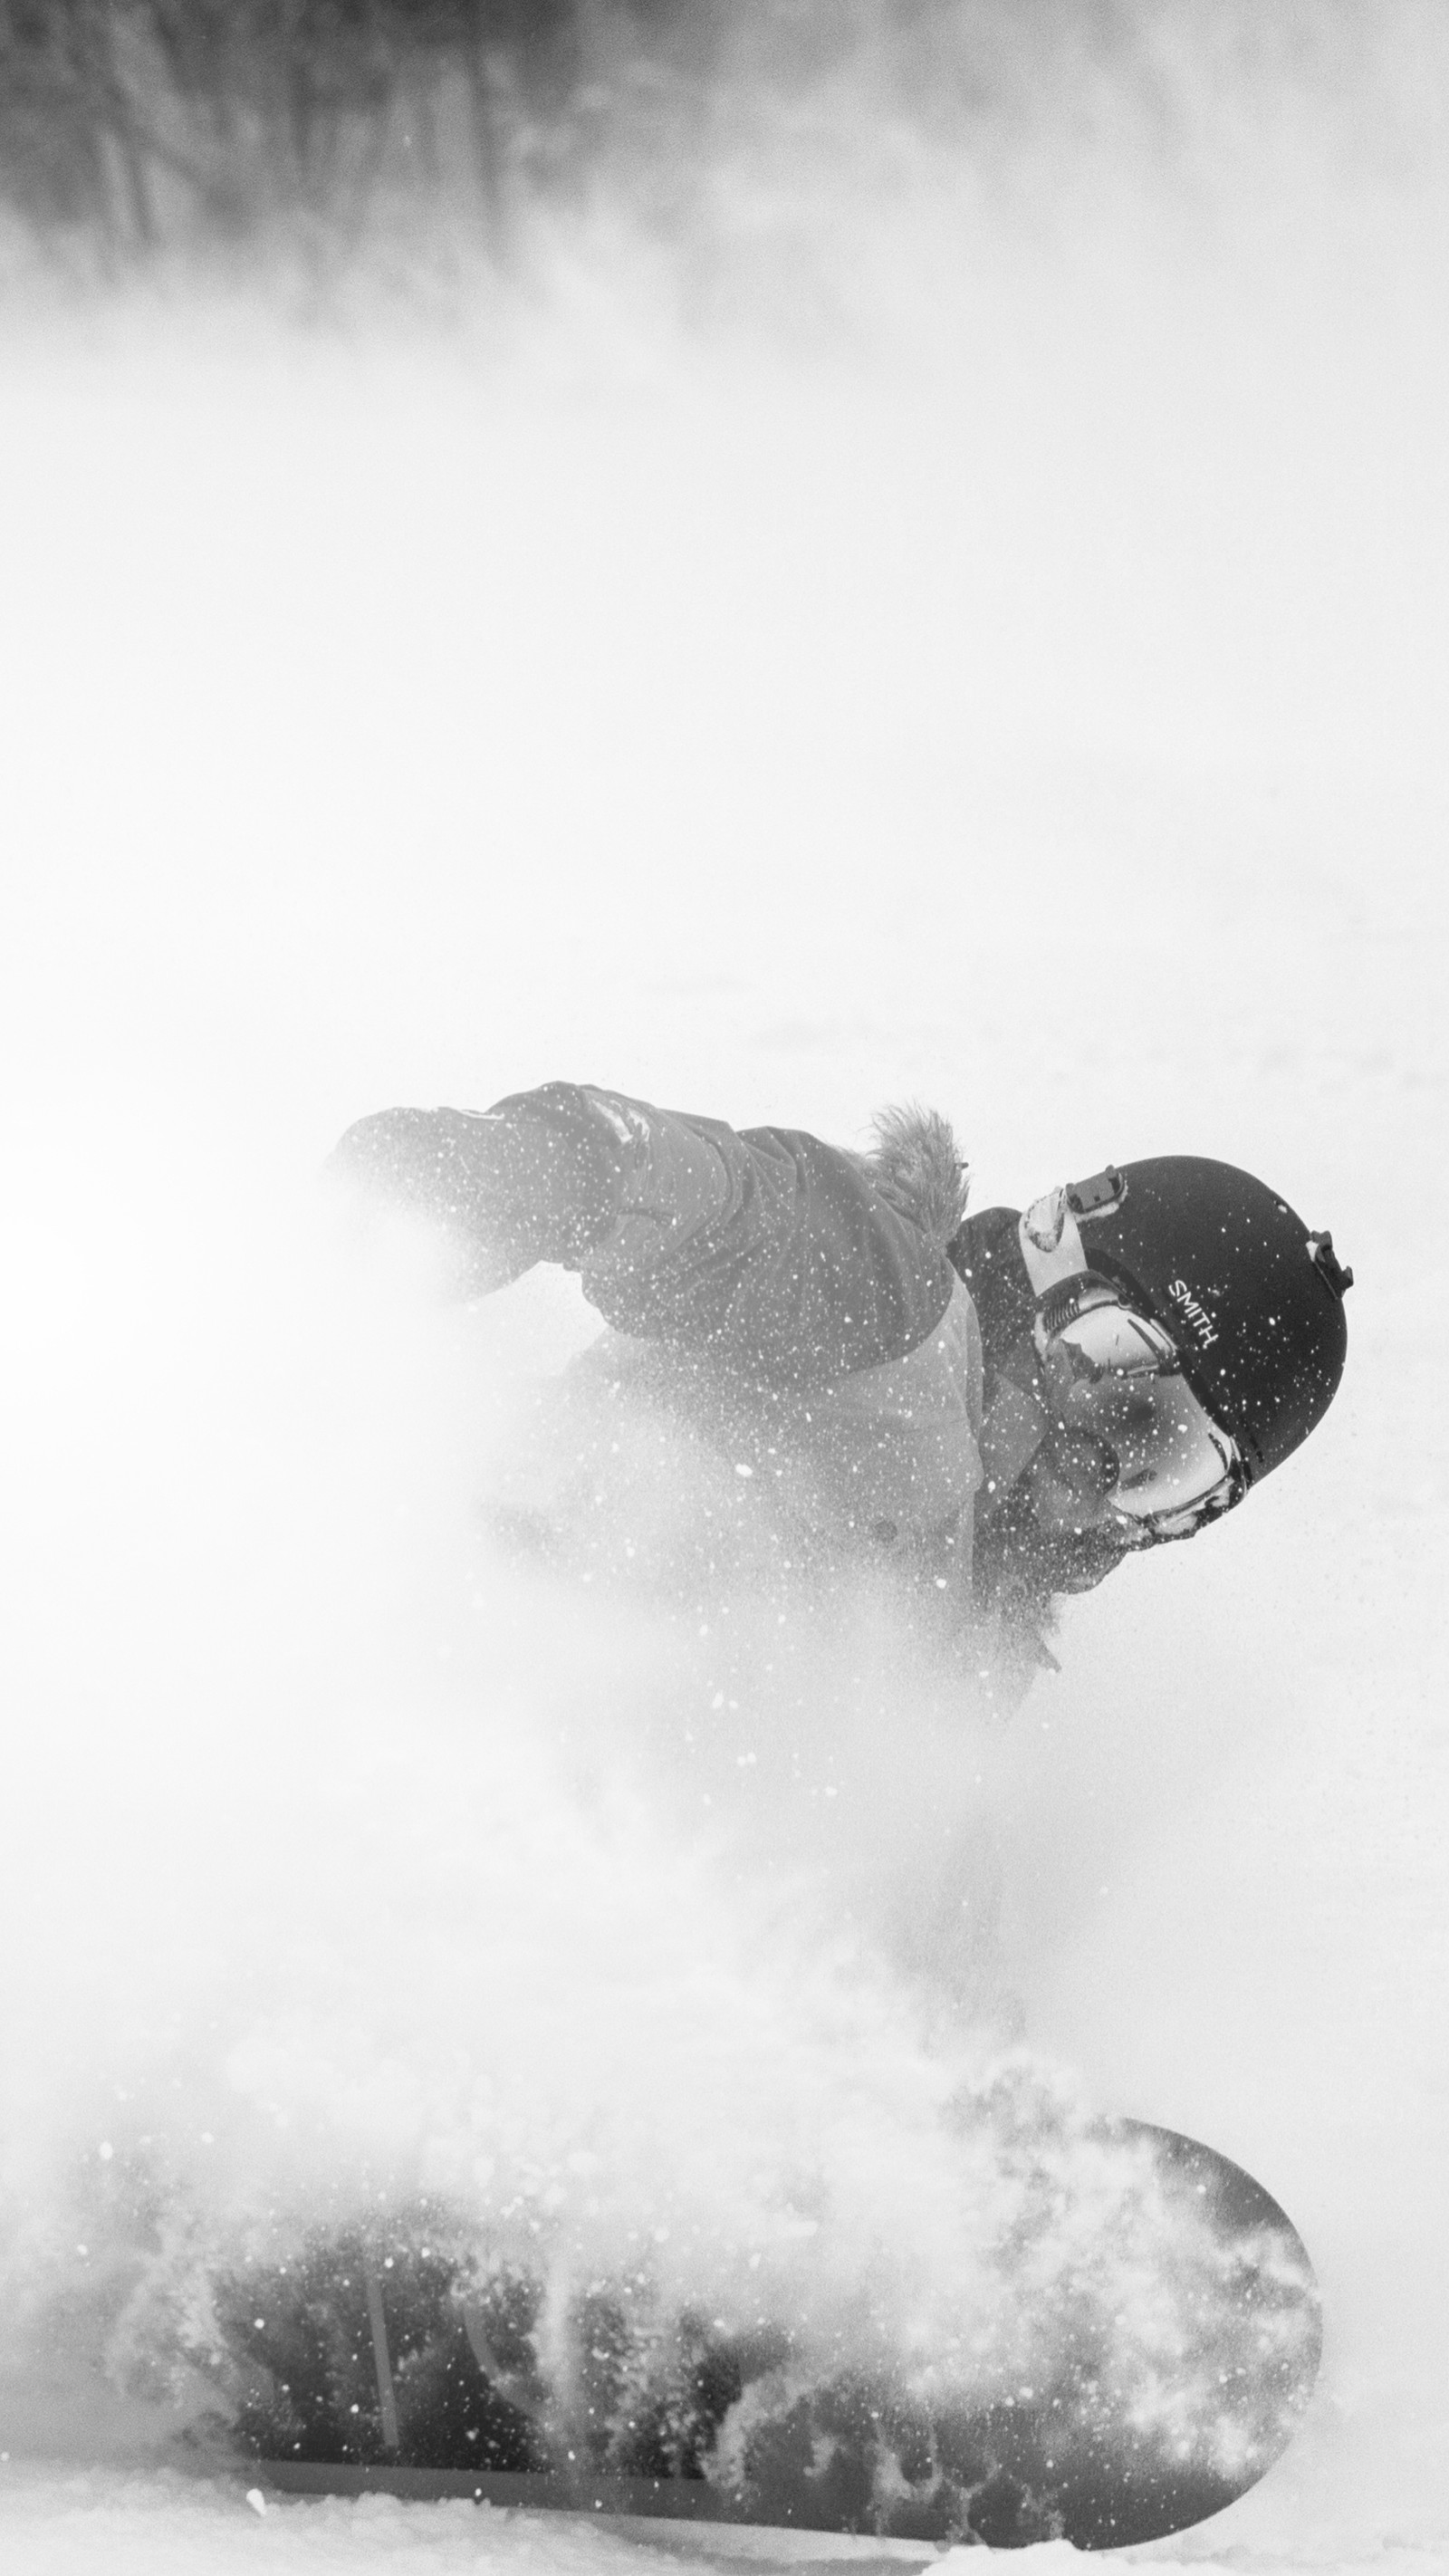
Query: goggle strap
[{"left": 1018, "top": 1187, "right": 1092, "bottom": 1293}]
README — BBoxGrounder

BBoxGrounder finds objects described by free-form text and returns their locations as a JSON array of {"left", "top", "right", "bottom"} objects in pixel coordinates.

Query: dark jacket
[
  {"left": 564, "top": 1086, "right": 984, "bottom": 1569},
  {"left": 333, "top": 1081, "right": 1126, "bottom": 1683}
]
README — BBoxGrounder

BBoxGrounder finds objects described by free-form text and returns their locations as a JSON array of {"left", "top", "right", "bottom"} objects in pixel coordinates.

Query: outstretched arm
[
  {"left": 331, "top": 1082, "right": 958, "bottom": 1389},
  {"left": 331, "top": 1083, "right": 627, "bottom": 1291}
]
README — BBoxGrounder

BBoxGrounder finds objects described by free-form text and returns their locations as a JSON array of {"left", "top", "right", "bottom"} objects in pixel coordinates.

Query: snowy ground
[{"left": 2, "top": 12, "right": 1447, "bottom": 2572}]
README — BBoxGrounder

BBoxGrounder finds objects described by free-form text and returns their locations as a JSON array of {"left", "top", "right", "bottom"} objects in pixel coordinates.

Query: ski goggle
[
  {"left": 1033, "top": 1270, "right": 1181, "bottom": 1382},
  {"left": 1020, "top": 1190, "right": 1246, "bottom": 1541}
]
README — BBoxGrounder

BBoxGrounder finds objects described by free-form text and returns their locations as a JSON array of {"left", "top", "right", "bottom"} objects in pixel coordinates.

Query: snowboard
[{"left": 223, "top": 2119, "right": 1321, "bottom": 2551}]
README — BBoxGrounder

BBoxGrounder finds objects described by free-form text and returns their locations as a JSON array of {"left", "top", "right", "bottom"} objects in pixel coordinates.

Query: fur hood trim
[{"left": 866, "top": 1102, "right": 971, "bottom": 1251}]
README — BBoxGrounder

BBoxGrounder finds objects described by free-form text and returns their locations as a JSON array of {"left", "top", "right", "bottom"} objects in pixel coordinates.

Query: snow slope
[{"left": 1, "top": 10, "right": 1446, "bottom": 2571}]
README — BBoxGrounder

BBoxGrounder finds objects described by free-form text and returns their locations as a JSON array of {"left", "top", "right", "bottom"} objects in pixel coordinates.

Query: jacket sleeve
[
  {"left": 571, "top": 1087, "right": 956, "bottom": 1388},
  {"left": 328, "top": 1083, "right": 625, "bottom": 1289},
  {"left": 331, "top": 1081, "right": 957, "bottom": 1389}
]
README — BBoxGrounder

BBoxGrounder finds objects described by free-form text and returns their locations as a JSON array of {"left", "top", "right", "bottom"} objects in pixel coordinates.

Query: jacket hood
[{"left": 865, "top": 1103, "right": 971, "bottom": 1252}]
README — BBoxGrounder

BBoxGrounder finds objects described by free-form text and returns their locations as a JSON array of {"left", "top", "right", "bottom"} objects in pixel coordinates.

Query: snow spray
[{"left": 0, "top": 1142, "right": 1312, "bottom": 2522}]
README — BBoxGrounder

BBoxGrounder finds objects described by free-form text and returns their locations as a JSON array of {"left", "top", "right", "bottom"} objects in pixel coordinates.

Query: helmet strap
[{"left": 978, "top": 1370, "right": 1052, "bottom": 1498}]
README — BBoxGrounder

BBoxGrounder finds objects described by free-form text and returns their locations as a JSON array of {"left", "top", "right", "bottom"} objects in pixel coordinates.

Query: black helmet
[{"left": 1072, "top": 1157, "right": 1351, "bottom": 1486}]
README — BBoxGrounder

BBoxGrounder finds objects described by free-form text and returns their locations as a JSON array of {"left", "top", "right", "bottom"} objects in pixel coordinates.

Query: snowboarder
[{"left": 330, "top": 1081, "right": 1350, "bottom": 1688}]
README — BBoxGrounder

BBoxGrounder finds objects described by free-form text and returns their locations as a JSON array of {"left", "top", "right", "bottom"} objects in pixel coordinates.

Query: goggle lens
[
  {"left": 1050, "top": 1298, "right": 1179, "bottom": 1381},
  {"left": 1033, "top": 1278, "right": 1243, "bottom": 1534},
  {"left": 1084, "top": 1370, "right": 1240, "bottom": 1523}
]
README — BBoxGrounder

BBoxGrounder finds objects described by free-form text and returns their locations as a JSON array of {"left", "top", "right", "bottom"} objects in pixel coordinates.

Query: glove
[{"left": 329, "top": 1082, "right": 624, "bottom": 1289}]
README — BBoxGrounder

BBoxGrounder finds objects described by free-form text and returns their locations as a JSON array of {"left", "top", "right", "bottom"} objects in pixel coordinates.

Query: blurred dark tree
[{"left": 0, "top": 0, "right": 705, "bottom": 261}]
